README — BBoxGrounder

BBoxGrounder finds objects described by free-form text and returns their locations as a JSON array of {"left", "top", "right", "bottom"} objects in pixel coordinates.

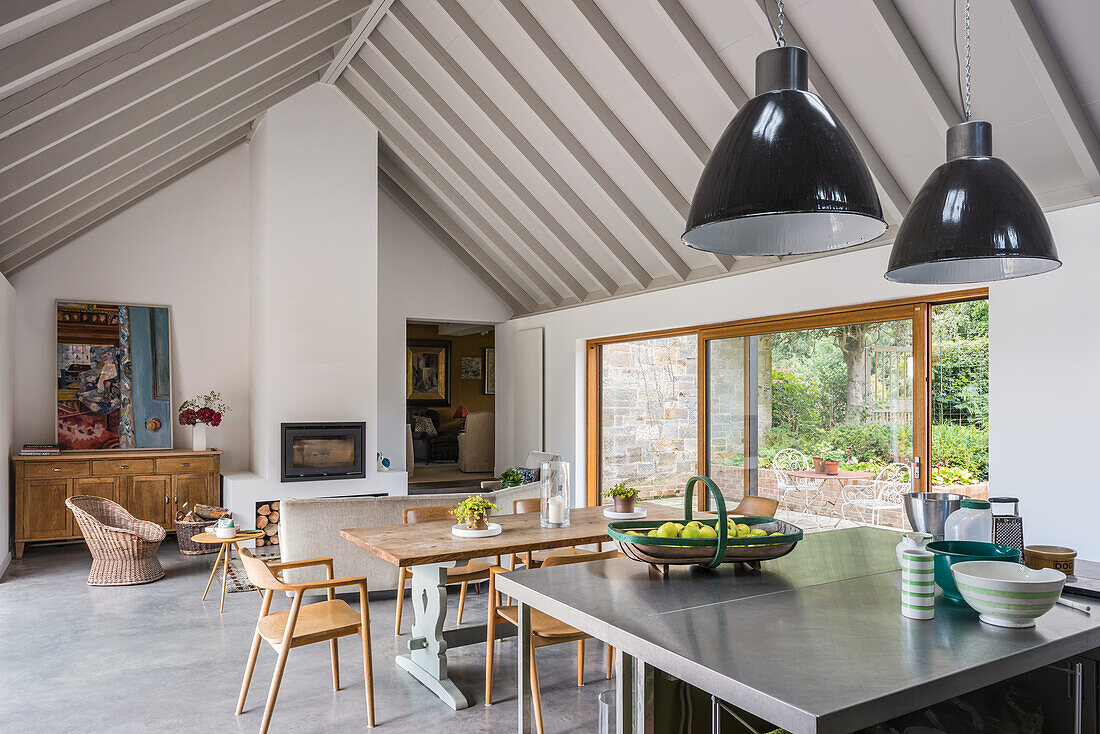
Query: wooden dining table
[{"left": 340, "top": 502, "right": 684, "bottom": 710}]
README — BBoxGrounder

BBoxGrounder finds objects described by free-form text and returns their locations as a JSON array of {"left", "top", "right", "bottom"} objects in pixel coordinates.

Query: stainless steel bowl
[{"left": 903, "top": 492, "right": 966, "bottom": 540}]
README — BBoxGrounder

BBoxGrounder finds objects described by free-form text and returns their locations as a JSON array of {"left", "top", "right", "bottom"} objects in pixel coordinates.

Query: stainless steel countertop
[{"left": 495, "top": 527, "right": 1100, "bottom": 734}]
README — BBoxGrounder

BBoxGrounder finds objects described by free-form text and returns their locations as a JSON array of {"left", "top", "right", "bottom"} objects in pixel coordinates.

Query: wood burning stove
[{"left": 280, "top": 422, "right": 365, "bottom": 482}]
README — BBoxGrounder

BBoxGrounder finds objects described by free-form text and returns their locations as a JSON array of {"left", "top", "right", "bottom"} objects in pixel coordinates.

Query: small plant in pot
[
  {"left": 498, "top": 468, "right": 524, "bottom": 489},
  {"left": 821, "top": 447, "right": 845, "bottom": 475},
  {"left": 603, "top": 482, "right": 640, "bottom": 514},
  {"left": 812, "top": 442, "right": 831, "bottom": 473},
  {"left": 453, "top": 495, "right": 498, "bottom": 531}
]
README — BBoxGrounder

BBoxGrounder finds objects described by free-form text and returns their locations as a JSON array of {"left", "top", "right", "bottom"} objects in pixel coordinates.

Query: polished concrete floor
[{"left": 0, "top": 542, "right": 611, "bottom": 733}]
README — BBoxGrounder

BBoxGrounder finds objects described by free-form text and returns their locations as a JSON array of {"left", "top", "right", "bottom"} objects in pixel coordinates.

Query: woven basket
[
  {"left": 66, "top": 495, "right": 166, "bottom": 586},
  {"left": 175, "top": 517, "right": 219, "bottom": 554}
]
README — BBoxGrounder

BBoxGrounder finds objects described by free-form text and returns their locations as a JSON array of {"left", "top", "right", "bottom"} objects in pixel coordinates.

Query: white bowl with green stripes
[{"left": 951, "top": 560, "right": 1066, "bottom": 628}]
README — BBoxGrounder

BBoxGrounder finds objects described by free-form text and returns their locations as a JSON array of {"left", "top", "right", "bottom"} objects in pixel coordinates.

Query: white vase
[{"left": 192, "top": 423, "right": 207, "bottom": 451}]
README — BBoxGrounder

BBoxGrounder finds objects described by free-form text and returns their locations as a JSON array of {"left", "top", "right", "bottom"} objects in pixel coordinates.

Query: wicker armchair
[{"left": 65, "top": 495, "right": 167, "bottom": 586}]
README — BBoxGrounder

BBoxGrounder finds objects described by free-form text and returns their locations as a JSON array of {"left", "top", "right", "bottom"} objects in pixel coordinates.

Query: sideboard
[{"left": 12, "top": 449, "right": 222, "bottom": 558}]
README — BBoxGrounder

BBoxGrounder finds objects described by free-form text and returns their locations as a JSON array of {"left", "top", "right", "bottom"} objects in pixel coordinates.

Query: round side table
[{"left": 192, "top": 530, "right": 266, "bottom": 612}]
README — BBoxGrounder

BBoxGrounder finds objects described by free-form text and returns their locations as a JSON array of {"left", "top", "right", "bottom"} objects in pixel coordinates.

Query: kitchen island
[{"left": 495, "top": 527, "right": 1100, "bottom": 733}]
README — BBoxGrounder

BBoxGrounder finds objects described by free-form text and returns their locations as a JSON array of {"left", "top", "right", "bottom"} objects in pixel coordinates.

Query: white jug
[{"left": 896, "top": 531, "right": 933, "bottom": 566}]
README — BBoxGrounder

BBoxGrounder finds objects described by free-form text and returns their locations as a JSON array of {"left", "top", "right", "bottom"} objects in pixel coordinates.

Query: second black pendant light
[{"left": 682, "top": 2, "right": 885, "bottom": 257}]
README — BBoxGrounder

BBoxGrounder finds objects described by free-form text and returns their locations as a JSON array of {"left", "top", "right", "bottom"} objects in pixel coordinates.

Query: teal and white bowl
[{"left": 951, "top": 560, "right": 1066, "bottom": 628}]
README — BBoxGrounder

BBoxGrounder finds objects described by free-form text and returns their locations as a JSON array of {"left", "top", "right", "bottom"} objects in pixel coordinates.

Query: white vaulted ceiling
[{"left": 2, "top": 1, "right": 1099, "bottom": 317}]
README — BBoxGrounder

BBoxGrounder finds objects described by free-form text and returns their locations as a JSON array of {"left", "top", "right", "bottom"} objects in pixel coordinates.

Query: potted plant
[
  {"left": 603, "top": 481, "right": 640, "bottom": 513},
  {"left": 178, "top": 391, "right": 230, "bottom": 451},
  {"left": 822, "top": 447, "right": 845, "bottom": 475},
  {"left": 453, "top": 495, "right": 498, "bottom": 531},
  {"left": 498, "top": 467, "right": 524, "bottom": 489},
  {"left": 812, "top": 442, "right": 831, "bottom": 473}
]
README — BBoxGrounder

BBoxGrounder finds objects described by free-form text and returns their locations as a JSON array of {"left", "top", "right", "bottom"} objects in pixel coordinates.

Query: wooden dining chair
[
  {"left": 729, "top": 495, "right": 780, "bottom": 517},
  {"left": 507, "top": 498, "right": 598, "bottom": 571},
  {"left": 394, "top": 504, "right": 497, "bottom": 635},
  {"left": 485, "top": 549, "right": 619, "bottom": 734},
  {"left": 235, "top": 549, "right": 375, "bottom": 734}
]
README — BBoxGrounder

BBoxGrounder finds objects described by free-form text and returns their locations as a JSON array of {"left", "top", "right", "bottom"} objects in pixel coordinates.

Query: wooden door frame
[{"left": 585, "top": 289, "right": 987, "bottom": 506}]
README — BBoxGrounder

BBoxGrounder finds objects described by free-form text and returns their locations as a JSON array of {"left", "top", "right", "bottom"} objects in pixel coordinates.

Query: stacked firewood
[
  {"left": 176, "top": 503, "right": 229, "bottom": 522},
  {"left": 255, "top": 501, "right": 281, "bottom": 547}
]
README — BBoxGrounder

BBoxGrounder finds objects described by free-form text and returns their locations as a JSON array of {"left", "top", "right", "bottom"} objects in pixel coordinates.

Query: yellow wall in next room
[{"left": 406, "top": 323, "right": 494, "bottom": 431}]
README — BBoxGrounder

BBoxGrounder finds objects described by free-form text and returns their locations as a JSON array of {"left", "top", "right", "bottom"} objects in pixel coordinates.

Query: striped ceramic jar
[{"left": 901, "top": 548, "right": 936, "bottom": 620}]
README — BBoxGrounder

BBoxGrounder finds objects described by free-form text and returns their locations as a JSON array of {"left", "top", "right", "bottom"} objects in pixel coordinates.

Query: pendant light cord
[
  {"left": 765, "top": 0, "right": 786, "bottom": 47},
  {"left": 953, "top": 0, "right": 973, "bottom": 120}
]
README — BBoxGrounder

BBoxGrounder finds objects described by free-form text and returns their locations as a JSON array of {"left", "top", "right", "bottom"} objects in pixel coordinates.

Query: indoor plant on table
[
  {"left": 604, "top": 481, "right": 640, "bottom": 514},
  {"left": 453, "top": 495, "right": 498, "bottom": 531},
  {"left": 498, "top": 467, "right": 524, "bottom": 489},
  {"left": 177, "top": 391, "right": 229, "bottom": 451}
]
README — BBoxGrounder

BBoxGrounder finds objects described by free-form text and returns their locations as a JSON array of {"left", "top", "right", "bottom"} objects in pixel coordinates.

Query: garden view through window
[{"left": 593, "top": 296, "right": 989, "bottom": 531}]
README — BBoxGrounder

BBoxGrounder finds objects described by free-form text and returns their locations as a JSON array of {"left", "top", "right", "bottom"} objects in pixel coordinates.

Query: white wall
[
  {"left": 990, "top": 201, "right": 1100, "bottom": 558},
  {"left": 8, "top": 145, "right": 251, "bottom": 470},
  {"left": 376, "top": 186, "right": 512, "bottom": 470},
  {"left": 0, "top": 273, "right": 14, "bottom": 573}
]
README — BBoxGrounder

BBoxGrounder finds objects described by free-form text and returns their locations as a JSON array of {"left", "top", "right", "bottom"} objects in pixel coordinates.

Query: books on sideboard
[{"left": 20, "top": 443, "right": 60, "bottom": 456}]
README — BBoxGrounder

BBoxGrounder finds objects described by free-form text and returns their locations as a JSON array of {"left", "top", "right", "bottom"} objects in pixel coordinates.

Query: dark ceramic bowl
[{"left": 927, "top": 540, "right": 1022, "bottom": 600}]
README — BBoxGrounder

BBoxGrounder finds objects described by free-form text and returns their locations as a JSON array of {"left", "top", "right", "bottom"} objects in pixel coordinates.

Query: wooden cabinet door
[
  {"left": 73, "top": 476, "right": 117, "bottom": 504},
  {"left": 172, "top": 473, "right": 215, "bottom": 516},
  {"left": 125, "top": 475, "right": 170, "bottom": 526},
  {"left": 22, "top": 479, "right": 72, "bottom": 540}
]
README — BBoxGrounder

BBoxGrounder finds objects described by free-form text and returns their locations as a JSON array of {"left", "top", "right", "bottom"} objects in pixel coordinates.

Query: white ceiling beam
[
  {"left": 0, "top": 4, "right": 355, "bottom": 189},
  {"left": 339, "top": 73, "right": 557, "bottom": 310},
  {"left": 351, "top": 53, "right": 596, "bottom": 302},
  {"left": 379, "top": 168, "right": 523, "bottom": 316},
  {"left": 0, "top": 33, "right": 340, "bottom": 215},
  {"left": 0, "top": 0, "right": 358, "bottom": 170},
  {"left": 743, "top": 0, "right": 911, "bottom": 224},
  {"left": 0, "top": 0, "right": 277, "bottom": 139},
  {"left": 573, "top": 0, "right": 708, "bottom": 164},
  {"left": 1002, "top": 0, "right": 1100, "bottom": 195},
  {"left": 434, "top": 322, "right": 494, "bottom": 337},
  {"left": 426, "top": 3, "right": 671, "bottom": 286},
  {"left": 0, "top": 64, "right": 323, "bottom": 245},
  {"left": 320, "top": 0, "right": 393, "bottom": 84},
  {"left": 0, "top": 1, "right": 109, "bottom": 49},
  {"left": 0, "top": 0, "right": 210, "bottom": 101},
  {"left": 498, "top": 0, "right": 690, "bottom": 220},
  {"left": 375, "top": 146, "right": 535, "bottom": 314},
  {"left": 0, "top": 128, "right": 247, "bottom": 274},
  {"left": 385, "top": 12, "right": 624, "bottom": 296},
  {"left": 652, "top": 0, "right": 749, "bottom": 108},
  {"left": 865, "top": 0, "right": 962, "bottom": 132},
  {"left": 569, "top": 0, "right": 734, "bottom": 272}
]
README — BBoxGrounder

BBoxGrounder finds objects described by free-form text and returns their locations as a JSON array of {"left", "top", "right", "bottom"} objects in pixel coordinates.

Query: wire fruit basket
[{"left": 607, "top": 476, "right": 803, "bottom": 574}]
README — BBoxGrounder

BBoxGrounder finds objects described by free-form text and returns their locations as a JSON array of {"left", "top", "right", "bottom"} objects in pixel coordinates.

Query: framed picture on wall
[
  {"left": 407, "top": 339, "right": 451, "bottom": 406},
  {"left": 484, "top": 347, "right": 495, "bottom": 395},
  {"left": 460, "top": 356, "right": 482, "bottom": 380},
  {"left": 56, "top": 301, "right": 173, "bottom": 451}
]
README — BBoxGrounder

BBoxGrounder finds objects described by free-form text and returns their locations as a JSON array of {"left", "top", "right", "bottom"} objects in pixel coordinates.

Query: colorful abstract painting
[{"left": 56, "top": 302, "right": 172, "bottom": 450}]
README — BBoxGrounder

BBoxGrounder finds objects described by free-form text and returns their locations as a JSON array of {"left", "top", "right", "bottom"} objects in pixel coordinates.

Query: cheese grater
[{"left": 990, "top": 497, "right": 1024, "bottom": 555}]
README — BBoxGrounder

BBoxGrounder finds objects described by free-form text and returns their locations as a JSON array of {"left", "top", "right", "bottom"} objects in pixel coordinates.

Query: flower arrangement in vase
[
  {"left": 603, "top": 481, "right": 640, "bottom": 513},
  {"left": 453, "top": 495, "right": 497, "bottom": 530},
  {"left": 178, "top": 391, "right": 230, "bottom": 451}
]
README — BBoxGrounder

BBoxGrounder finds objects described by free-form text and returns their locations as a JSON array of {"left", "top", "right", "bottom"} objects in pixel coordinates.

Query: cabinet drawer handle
[
  {"left": 164, "top": 496, "right": 169, "bottom": 505},
  {"left": 180, "top": 463, "right": 190, "bottom": 467},
  {"left": 118, "top": 465, "right": 129, "bottom": 469},
  {"left": 53, "top": 467, "right": 62, "bottom": 472}
]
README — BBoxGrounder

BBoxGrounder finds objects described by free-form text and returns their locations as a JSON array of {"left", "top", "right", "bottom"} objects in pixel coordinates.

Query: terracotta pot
[
  {"left": 467, "top": 516, "right": 489, "bottom": 531},
  {"left": 613, "top": 496, "right": 636, "bottom": 514},
  {"left": 812, "top": 456, "right": 824, "bottom": 473},
  {"left": 823, "top": 460, "right": 840, "bottom": 475}
]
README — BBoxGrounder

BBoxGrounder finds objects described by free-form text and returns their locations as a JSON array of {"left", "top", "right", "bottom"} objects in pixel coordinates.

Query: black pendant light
[
  {"left": 682, "top": 1, "right": 886, "bottom": 256},
  {"left": 886, "top": 0, "right": 1060, "bottom": 284}
]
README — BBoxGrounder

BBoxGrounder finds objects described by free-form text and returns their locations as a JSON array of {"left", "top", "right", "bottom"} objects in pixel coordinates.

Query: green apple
[
  {"left": 673, "top": 523, "right": 685, "bottom": 534},
  {"left": 686, "top": 521, "right": 703, "bottom": 529},
  {"left": 735, "top": 523, "right": 751, "bottom": 537},
  {"left": 769, "top": 531, "right": 784, "bottom": 536},
  {"left": 698, "top": 525, "right": 718, "bottom": 539},
  {"left": 657, "top": 522, "right": 679, "bottom": 538},
  {"left": 647, "top": 529, "right": 658, "bottom": 537},
  {"left": 750, "top": 528, "right": 768, "bottom": 537},
  {"left": 680, "top": 525, "right": 702, "bottom": 539}
]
